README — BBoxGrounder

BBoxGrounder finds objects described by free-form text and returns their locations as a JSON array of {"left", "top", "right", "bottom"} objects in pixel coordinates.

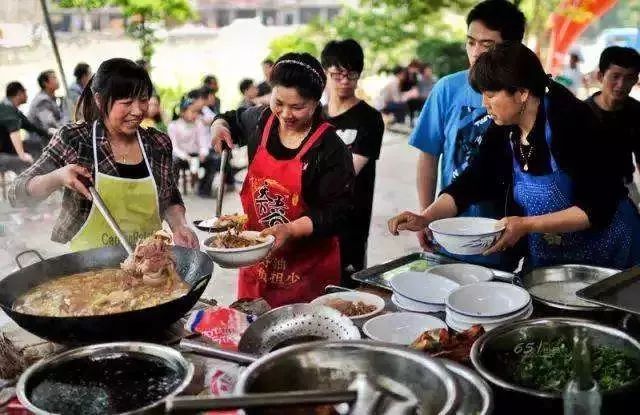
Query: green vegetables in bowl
[{"left": 501, "top": 339, "right": 639, "bottom": 393}]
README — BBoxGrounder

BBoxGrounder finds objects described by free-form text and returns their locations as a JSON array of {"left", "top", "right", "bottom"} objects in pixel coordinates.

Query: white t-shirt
[{"left": 167, "top": 118, "right": 210, "bottom": 160}]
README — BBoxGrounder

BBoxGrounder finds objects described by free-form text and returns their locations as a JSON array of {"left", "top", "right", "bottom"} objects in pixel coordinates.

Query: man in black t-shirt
[
  {"left": 586, "top": 46, "right": 640, "bottom": 207},
  {"left": 585, "top": 47, "right": 640, "bottom": 189},
  {"left": 321, "top": 39, "right": 385, "bottom": 287},
  {"left": 0, "top": 82, "right": 48, "bottom": 173}
]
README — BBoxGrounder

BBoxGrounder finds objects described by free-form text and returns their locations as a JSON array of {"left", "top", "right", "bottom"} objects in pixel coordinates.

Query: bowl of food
[
  {"left": 310, "top": 291, "right": 385, "bottom": 322},
  {"left": 202, "top": 230, "right": 275, "bottom": 268},
  {"left": 194, "top": 213, "right": 248, "bottom": 233},
  {"left": 471, "top": 318, "right": 640, "bottom": 404},
  {"left": 428, "top": 217, "right": 504, "bottom": 255}
]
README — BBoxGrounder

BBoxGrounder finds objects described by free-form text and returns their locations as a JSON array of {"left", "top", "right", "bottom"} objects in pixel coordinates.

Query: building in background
[
  {"left": 197, "top": 0, "right": 343, "bottom": 27},
  {"left": 1, "top": 0, "right": 345, "bottom": 36}
]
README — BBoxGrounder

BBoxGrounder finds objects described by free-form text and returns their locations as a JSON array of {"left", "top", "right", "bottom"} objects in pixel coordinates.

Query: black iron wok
[{"left": 0, "top": 246, "right": 213, "bottom": 344}]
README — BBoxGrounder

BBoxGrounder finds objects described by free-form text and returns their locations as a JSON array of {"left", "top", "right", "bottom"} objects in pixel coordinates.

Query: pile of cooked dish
[
  {"left": 13, "top": 231, "right": 188, "bottom": 317},
  {"left": 324, "top": 299, "right": 377, "bottom": 317},
  {"left": 215, "top": 213, "right": 248, "bottom": 232},
  {"left": 498, "top": 338, "right": 640, "bottom": 393},
  {"left": 207, "top": 213, "right": 265, "bottom": 249},
  {"left": 209, "top": 231, "right": 263, "bottom": 249},
  {"left": 411, "top": 325, "right": 485, "bottom": 363}
]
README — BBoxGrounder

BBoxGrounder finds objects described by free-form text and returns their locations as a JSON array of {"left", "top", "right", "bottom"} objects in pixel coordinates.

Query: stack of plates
[
  {"left": 445, "top": 282, "right": 532, "bottom": 332},
  {"left": 390, "top": 264, "right": 494, "bottom": 313}
]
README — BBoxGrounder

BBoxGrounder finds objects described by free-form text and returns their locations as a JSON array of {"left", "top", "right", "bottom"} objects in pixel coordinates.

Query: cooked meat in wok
[
  {"left": 13, "top": 231, "right": 188, "bottom": 317},
  {"left": 217, "top": 213, "right": 248, "bottom": 232}
]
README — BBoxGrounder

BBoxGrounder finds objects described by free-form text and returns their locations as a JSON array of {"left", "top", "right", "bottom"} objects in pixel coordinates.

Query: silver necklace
[
  {"left": 519, "top": 142, "right": 534, "bottom": 172},
  {"left": 510, "top": 130, "right": 534, "bottom": 172}
]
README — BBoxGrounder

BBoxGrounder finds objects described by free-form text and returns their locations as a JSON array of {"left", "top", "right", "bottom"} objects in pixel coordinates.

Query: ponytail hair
[{"left": 76, "top": 58, "right": 153, "bottom": 123}]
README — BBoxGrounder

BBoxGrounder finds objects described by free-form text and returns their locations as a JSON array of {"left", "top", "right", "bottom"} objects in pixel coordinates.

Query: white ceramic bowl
[
  {"left": 427, "top": 264, "right": 494, "bottom": 285},
  {"left": 390, "top": 271, "right": 460, "bottom": 304},
  {"left": 391, "top": 293, "right": 446, "bottom": 313},
  {"left": 446, "top": 301, "right": 533, "bottom": 325},
  {"left": 446, "top": 305, "right": 533, "bottom": 332},
  {"left": 310, "top": 291, "right": 385, "bottom": 321},
  {"left": 202, "top": 231, "right": 275, "bottom": 268},
  {"left": 429, "top": 217, "right": 504, "bottom": 255},
  {"left": 363, "top": 312, "right": 447, "bottom": 345},
  {"left": 446, "top": 282, "right": 531, "bottom": 318}
]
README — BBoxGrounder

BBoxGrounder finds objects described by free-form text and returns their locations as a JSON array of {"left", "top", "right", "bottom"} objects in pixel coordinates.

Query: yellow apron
[{"left": 69, "top": 121, "right": 162, "bottom": 252}]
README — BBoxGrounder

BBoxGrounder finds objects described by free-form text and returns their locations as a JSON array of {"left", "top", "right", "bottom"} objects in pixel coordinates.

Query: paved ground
[{"left": 0, "top": 128, "right": 421, "bottom": 316}]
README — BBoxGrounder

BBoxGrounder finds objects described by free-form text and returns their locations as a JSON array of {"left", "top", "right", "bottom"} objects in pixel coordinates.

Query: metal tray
[
  {"left": 518, "top": 264, "right": 619, "bottom": 311},
  {"left": 576, "top": 266, "right": 640, "bottom": 315},
  {"left": 351, "top": 252, "right": 515, "bottom": 291}
]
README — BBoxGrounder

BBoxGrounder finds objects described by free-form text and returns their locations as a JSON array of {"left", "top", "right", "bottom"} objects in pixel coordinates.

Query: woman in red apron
[{"left": 210, "top": 53, "right": 355, "bottom": 307}]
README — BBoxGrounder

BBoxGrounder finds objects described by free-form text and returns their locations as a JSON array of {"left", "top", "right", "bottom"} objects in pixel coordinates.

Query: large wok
[{"left": 0, "top": 246, "right": 213, "bottom": 344}]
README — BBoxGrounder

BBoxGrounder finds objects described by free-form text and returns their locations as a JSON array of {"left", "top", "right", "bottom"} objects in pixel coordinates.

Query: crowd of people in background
[{"left": 376, "top": 59, "right": 438, "bottom": 126}]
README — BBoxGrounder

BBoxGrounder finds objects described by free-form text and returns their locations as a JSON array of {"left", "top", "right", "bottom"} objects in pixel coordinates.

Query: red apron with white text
[{"left": 238, "top": 114, "right": 341, "bottom": 307}]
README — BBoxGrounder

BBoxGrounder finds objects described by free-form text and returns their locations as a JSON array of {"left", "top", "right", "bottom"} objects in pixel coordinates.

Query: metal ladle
[
  {"left": 193, "top": 146, "right": 233, "bottom": 233},
  {"left": 165, "top": 373, "right": 416, "bottom": 414},
  {"left": 165, "top": 389, "right": 357, "bottom": 413}
]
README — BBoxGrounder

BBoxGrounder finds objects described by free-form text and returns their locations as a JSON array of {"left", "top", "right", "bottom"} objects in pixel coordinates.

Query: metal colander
[{"left": 238, "top": 303, "right": 361, "bottom": 356}]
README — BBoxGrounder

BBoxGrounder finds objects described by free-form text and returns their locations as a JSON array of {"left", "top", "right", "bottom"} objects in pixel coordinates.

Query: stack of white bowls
[
  {"left": 390, "top": 264, "right": 494, "bottom": 313},
  {"left": 445, "top": 282, "right": 532, "bottom": 332}
]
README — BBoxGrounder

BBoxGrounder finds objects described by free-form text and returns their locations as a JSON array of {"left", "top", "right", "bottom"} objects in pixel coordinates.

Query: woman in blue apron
[
  {"left": 9, "top": 58, "right": 198, "bottom": 250},
  {"left": 389, "top": 42, "right": 640, "bottom": 269}
]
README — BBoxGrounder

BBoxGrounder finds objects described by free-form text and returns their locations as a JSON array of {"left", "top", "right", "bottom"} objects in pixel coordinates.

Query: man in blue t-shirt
[{"left": 409, "top": 0, "right": 526, "bottom": 269}]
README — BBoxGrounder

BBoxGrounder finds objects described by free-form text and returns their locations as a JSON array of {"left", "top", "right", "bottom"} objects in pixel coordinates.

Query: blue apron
[{"left": 512, "top": 98, "right": 640, "bottom": 268}]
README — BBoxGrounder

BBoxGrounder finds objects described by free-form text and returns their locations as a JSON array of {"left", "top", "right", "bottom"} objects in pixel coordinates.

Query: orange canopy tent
[{"left": 547, "top": 0, "right": 619, "bottom": 74}]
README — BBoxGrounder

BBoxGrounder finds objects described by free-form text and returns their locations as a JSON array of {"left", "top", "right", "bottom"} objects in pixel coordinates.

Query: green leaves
[
  {"left": 364, "top": 0, "right": 475, "bottom": 16},
  {"left": 506, "top": 339, "right": 639, "bottom": 393},
  {"left": 56, "top": 0, "right": 195, "bottom": 61},
  {"left": 267, "top": 0, "right": 473, "bottom": 73}
]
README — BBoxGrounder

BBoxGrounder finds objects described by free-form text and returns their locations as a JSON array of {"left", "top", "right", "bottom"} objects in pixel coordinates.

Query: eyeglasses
[{"left": 328, "top": 71, "right": 360, "bottom": 81}]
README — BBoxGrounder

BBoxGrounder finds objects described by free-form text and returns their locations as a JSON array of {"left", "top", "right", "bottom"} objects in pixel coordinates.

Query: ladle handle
[
  {"left": 215, "top": 147, "right": 230, "bottom": 218},
  {"left": 165, "top": 390, "right": 357, "bottom": 413},
  {"left": 179, "top": 339, "right": 256, "bottom": 365},
  {"left": 89, "top": 186, "right": 133, "bottom": 255}
]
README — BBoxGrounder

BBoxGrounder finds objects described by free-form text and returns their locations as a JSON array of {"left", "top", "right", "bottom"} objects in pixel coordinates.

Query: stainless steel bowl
[
  {"left": 471, "top": 318, "right": 640, "bottom": 399},
  {"left": 442, "top": 360, "right": 493, "bottom": 415},
  {"left": 236, "top": 340, "right": 460, "bottom": 414},
  {"left": 17, "top": 342, "right": 194, "bottom": 415},
  {"left": 519, "top": 264, "right": 619, "bottom": 311}
]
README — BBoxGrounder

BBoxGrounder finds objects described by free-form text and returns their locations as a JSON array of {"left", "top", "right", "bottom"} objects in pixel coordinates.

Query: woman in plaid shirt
[{"left": 9, "top": 58, "right": 198, "bottom": 250}]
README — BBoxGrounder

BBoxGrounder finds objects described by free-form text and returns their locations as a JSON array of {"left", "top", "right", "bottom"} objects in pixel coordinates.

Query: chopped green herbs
[{"left": 502, "top": 339, "right": 639, "bottom": 393}]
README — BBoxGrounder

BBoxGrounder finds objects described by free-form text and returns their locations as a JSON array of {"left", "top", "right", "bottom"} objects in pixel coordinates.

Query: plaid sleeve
[{"left": 9, "top": 125, "right": 78, "bottom": 207}]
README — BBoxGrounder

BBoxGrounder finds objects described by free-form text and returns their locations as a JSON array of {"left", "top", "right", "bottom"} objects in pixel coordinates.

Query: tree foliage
[
  {"left": 57, "top": 0, "right": 194, "bottom": 61},
  {"left": 268, "top": 1, "right": 470, "bottom": 74},
  {"left": 365, "top": 0, "right": 475, "bottom": 16}
]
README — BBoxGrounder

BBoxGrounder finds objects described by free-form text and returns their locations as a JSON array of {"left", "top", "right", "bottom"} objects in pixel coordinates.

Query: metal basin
[
  {"left": 442, "top": 360, "right": 493, "bottom": 415},
  {"left": 236, "top": 340, "right": 460, "bottom": 415},
  {"left": 519, "top": 264, "right": 618, "bottom": 311},
  {"left": 471, "top": 318, "right": 640, "bottom": 402},
  {"left": 17, "top": 342, "right": 194, "bottom": 415}
]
